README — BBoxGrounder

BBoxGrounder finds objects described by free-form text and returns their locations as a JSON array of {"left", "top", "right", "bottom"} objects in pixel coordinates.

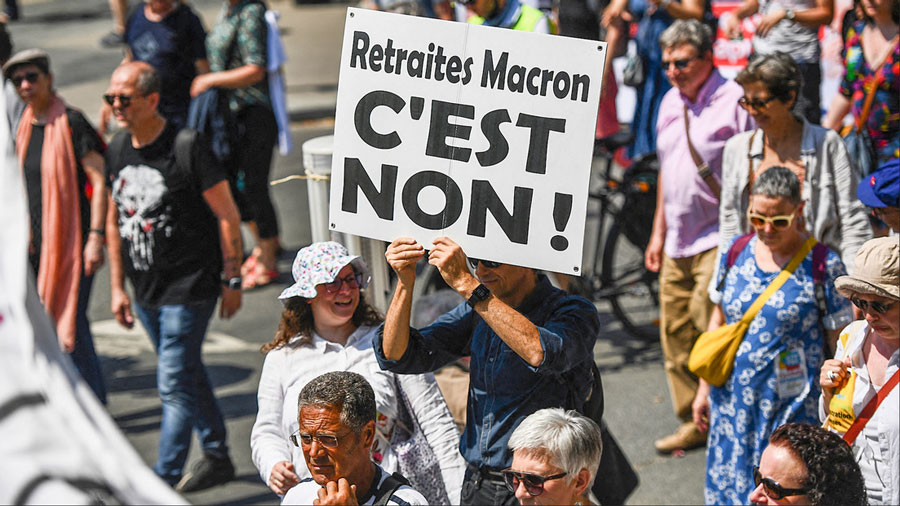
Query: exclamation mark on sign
[{"left": 551, "top": 193, "right": 572, "bottom": 251}]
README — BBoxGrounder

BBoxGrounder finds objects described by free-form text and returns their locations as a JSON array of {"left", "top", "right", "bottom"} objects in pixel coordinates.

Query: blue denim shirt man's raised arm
[{"left": 374, "top": 274, "right": 600, "bottom": 469}]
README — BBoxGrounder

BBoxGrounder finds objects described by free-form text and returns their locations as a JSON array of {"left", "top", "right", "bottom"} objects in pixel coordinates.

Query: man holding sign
[{"left": 375, "top": 236, "right": 599, "bottom": 505}]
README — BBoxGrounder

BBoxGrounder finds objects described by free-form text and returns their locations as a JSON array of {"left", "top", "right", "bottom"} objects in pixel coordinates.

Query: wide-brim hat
[
  {"left": 2, "top": 48, "right": 50, "bottom": 79},
  {"left": 857, "top": 159, "right": 899, "bottom": 208},
  {"left": 834, "top": 237, "right": 899, "bottom": 300},
  {"left": 278, "top": 241, "right": 371, "bottom": 300}
]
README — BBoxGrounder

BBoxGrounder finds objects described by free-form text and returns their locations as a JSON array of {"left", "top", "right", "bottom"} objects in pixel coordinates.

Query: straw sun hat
[{"left": 834, "top": 237, "right": 899, "bottom": 301}]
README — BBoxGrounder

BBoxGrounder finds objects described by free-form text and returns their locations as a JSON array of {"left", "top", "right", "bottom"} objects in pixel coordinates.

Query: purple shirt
[{"left": 656, "top": 70, "right": 754, "bottom": 258}]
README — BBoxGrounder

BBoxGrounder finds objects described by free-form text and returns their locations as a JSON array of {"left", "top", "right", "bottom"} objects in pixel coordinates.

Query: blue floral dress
[{"left": 704, "top": 236, "right": 852, "bottom": 505}]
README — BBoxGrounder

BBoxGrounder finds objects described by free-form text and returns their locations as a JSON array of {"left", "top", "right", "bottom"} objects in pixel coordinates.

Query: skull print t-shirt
[{"left": 106, "top": 122, "right": 226, "bottom": 307}]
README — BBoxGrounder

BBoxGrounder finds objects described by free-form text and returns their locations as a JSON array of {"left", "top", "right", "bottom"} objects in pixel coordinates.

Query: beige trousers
[{"left": 659, "top": 247, "right": 717, "bottom": 422}]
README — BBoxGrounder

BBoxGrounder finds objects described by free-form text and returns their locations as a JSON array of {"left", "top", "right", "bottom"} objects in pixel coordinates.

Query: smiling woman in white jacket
[{"left": 250, "top": 242, "right": 464, "bottom": 504}]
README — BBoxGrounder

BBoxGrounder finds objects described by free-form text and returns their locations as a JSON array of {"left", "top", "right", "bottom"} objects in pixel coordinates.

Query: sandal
[
  {"left": 242, "top": 265, "right": 279, "bottom": 290},
  {"left": 241, "top": 254, "right": 258, "bottom": 277}
]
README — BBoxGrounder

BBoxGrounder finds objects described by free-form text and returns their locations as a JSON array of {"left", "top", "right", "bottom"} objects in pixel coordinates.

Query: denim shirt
[{"left": 374, "top": 275, "right": 600, "bottom": 469}]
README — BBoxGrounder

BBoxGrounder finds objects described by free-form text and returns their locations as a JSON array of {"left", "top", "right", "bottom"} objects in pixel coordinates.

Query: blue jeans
[
  {"left": 70, "top": 274, "right": 107, "bottom": 404},
  {"left": 134, "top": 299, "right": 228, "bottom": 485}
]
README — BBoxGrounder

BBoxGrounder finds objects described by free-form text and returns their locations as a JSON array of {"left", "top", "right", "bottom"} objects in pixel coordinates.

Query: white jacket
[
  {"left": 819, "top": 320, "right": 899, "bottom": 506},
  {"left": 250, "top": 325, "right": 465, "bottom": 504}
]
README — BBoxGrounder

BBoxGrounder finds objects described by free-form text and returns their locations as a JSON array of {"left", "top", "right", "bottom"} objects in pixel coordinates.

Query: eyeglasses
[
  {"left": 323, "top": 272, "right": 366, "bottom": 294},
  {"left": 103, "top": 93, "right": 140, "bottom": 108},
  {"left": 11, "top": 71, "right": 40, "bottom": 88},
  {"left": 747, "top": 210, "right": 798, "bottom": 230},
  {"left": 850, "top": 296, "right": 896, "bottom": 314},
  {"left": 468, "top": 258, "right": 502, "bottom": 270},
  {"left": 290, "top": 430, "right": 350, "bottom": 448},
  {"left": 502, "top": 470, "right": 568, "bottom": 496},
  {"left": 738, "top": 95, "right": 779, "bottom": 111},
  {"left": 661, "top": 56, "right": 696, "bottom": 70},
  {"left": 752, "top": 466, "right": 809, "bottom": 500}
]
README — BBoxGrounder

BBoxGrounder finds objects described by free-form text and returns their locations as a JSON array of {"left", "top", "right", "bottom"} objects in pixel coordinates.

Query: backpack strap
[
  {"left": 811, "top": 243, "right": 828, "bottom": 318},
  {"left": 174, "top": 128, "right": 199, "bottom": 178},
  {"left": 105, "top": 131, "right": 133, "bottom": 176},
  {"left": 716, "top": 233, "right": 754, "bottom": 291},
  {"left": 373, "top": 472, "right": 411, "bottom": 506}
]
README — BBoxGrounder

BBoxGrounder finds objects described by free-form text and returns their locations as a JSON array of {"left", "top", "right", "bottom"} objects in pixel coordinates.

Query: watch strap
[{"left": 466, "top": 284, "right": 491, "bottom": 308}]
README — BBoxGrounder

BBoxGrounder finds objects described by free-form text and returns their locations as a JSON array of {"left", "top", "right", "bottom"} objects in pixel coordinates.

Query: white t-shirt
[{"left": 282, "top": 465, "right": 428, "bottom": 506}]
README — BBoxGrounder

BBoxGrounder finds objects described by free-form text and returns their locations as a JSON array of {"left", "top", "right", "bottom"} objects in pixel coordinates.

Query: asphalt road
[{"left": 7, "top": 1, "right": 706, "bottom": 504}]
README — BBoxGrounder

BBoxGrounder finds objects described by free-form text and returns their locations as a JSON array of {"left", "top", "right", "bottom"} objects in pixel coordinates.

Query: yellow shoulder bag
[{"left": 689, "top": 236, "right": 817, "bottom": 387}]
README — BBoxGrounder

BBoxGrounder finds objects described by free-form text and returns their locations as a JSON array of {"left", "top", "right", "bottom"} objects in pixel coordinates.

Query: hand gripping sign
[{"left": 329, "top": 8, "right": 606, "bottom": 274}]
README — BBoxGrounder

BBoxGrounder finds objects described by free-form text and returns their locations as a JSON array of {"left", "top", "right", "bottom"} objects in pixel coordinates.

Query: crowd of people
[{"left": 2, "top": 0, "right": 898, "bottom": 504}]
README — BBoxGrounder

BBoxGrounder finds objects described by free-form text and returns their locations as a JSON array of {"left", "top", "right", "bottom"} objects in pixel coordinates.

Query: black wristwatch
[
  {"left": 467, "top": 283, "right": 491, "bottom": 308},
  {"left": 222, "top": 277, "right": 242, "bottom": 290}
]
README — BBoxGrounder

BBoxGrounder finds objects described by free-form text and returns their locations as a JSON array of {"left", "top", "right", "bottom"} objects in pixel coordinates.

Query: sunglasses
[
  {"left": 747, "top": 210, "right": 798, "bottom": 230},
  {"left": 502, "top": 470, "right": 567, "bottom": 496},
  {"left": 752, "top": 466, "right": 809, "bottom": 500},
  {"left": 468, "top": 258, "right": 502, "bottom": 270},
  {"left": 103, "top": 93, "right": 140, "bottom": 108},
  {"left": 661, "top": 56, "right": 696, "bottom": 70},
  {"left": 290, "top": 430, "right": 349, "bottom": 449},
  {"left": 738, "top": 95, "right": 778, "bottom": 111},
  {"left": 11, "top": 71, "right": 40, "bottom": 88},
  {"left": 323, "top": 272, "right": 366, "bottom": 294},
  {"left": 850, "top": 296, "right": 896, "bottom": 314}
]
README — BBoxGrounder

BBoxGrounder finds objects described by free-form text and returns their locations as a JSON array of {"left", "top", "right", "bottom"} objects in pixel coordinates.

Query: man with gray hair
[
  {"left": 505, "top": 408, "right": 603, "bottom": 505},
  {"left": 283, "top": 371, "right": 427, "bottom": 505},
  {"left": 644, "top": 19, "right": 754, "bottom": 454}
]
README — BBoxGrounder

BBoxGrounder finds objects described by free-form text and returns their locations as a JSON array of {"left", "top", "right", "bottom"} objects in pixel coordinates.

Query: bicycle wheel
[{"left": 600, "top": 222, "right": 659, "bottom": 340}]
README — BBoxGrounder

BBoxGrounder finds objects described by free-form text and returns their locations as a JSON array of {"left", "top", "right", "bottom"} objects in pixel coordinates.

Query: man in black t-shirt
[{"left": 104, "top": 61, "right": 242, "bottom": 493}]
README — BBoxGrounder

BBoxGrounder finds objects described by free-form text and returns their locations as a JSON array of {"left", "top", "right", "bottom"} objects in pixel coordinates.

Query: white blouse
[{"left": 250, "top": 325, "right": 465, "bottom": 503}]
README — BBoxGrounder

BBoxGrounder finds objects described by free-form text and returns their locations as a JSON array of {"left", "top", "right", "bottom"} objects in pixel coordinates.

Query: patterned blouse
[
  {"left": 206, "top": 0, "right": 270, "bottom": 113},
  {"left": 839, "top": 21, "right": 900, "bottom": 163}
]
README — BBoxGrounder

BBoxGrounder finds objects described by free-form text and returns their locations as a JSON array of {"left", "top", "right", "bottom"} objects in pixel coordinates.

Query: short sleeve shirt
[
  {"left": 205, "top": 0, "right": 270, "bottom": 113},
  {"left": 24, "top": 108, "right": 105, "bottom": 273},
  {"left": 105, "top": 123, "right": 227, "bottom": 306},
  {"left": 125, "top": 3, "right": 207, "bottom": 123},
  {"left": 282, "top": 465, "right": 428, "bottom": 506}
]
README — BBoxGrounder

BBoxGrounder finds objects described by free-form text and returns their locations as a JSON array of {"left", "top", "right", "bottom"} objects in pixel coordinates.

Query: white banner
[{"left": 329, "top": 8, "right": 606, "bottom": 274}]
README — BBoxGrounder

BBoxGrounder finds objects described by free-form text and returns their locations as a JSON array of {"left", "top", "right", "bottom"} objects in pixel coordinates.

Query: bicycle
[{"left": 576, "top": 132, "right": 660, "bottom": 340}]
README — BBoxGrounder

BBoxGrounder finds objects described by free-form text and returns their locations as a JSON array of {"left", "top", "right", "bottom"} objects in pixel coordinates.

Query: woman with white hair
[{"left": 504, "top": 408, "right": 603, "bottom": 505}]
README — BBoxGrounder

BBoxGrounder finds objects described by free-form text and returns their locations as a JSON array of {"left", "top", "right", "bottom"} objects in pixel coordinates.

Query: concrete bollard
[
  {"left": 301, "top": 135, "right": 334, "bottom": 244},
  {"left": 301, "top": 134, "right": 389, "bottom": 313}
]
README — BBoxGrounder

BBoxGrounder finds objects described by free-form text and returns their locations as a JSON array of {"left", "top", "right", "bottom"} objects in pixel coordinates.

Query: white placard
[{"left": 329, "top": 8, "right": 606, "bottom": 274}]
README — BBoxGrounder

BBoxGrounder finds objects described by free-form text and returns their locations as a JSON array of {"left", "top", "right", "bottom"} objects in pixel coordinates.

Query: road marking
[{"left": 91, "top": 319, "right": 258, "bottom": 358}]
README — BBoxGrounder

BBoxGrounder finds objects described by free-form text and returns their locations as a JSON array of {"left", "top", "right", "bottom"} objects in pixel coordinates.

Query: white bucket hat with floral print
[{"left": 278, "top": 241, "right": 371, "bottom": 300}]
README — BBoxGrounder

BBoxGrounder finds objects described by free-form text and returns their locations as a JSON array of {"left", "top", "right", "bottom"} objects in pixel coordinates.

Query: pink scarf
[{"left": 17, "top": 94, "right": 82, "bottom": 350}]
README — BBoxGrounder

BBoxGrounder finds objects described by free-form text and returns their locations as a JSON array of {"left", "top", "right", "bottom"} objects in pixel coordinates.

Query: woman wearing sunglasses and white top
[
  {"left": 715, "top": 52, "right": 871, "bottom": 277},
  {"left": 819, "top": 237, "right": 899, "bottom": 506},
  {"left": 249, "top": 242, "right": 465, "bottom": 503},
  {"left": 505, "top": 408, "right": 603, "bottom": 505},
  {"left": 694, "top": 166, "right": 853, "bottom": 504}
]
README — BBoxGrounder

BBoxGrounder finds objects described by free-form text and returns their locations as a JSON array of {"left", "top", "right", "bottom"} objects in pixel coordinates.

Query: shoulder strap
[
  {"left": 174, "top": 128, "right": 199, "bottom": 177},
  {"left": 843, "top": 369, "right": 900, "bottom": 446},
  {"left": 812, "top": 243, "right": 828, "bottom": 316},
  {"left": 856, "top": 34, "right": 899, "bottom": 130},
  {"left": 373, "top": 472, "right": 411, "bottom": 506},
  {"left": 717, "top": 233, "right": 754, "bottom": 291},
  {"left": 683, "top": 104, "right": 721, "bottom": 199},
  {"left": 739, "top": 236, "right": 817, "bottom": 325}
]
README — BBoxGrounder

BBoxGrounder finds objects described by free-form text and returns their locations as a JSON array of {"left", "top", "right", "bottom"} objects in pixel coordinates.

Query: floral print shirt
[
  {"left": 206, "top": 0, "right": 270, "bottom": 113},
  {"left": 839, "top": 21, "right": 900, "bottom": 163}
]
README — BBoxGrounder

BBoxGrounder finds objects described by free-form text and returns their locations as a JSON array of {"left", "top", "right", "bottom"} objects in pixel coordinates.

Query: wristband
[
  {"left": 89, "top": 228, "right": 105, "bottom": 237},
  {"left": 222, "top": 277, "right": 242, "bottom": 290}
]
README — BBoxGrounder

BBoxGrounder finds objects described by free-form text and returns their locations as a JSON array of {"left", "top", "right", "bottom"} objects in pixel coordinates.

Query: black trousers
[{"left": 234, "top": 104, "right": 278, "bottom": 238}]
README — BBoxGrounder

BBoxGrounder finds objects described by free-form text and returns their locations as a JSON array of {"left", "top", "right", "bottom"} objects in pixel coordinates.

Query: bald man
[{"left": 104, "top": 61, "right": 242, "bottom": 492}]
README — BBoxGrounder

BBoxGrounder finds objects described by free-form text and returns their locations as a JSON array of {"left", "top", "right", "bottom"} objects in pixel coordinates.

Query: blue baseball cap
[{"left": 858, "top": 159, "right": 899, "bottom": 208}]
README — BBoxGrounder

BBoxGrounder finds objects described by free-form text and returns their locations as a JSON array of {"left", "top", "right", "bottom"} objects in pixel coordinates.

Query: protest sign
[{"left": 329, "top": 8, "right": 606, "bottom": 274}]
